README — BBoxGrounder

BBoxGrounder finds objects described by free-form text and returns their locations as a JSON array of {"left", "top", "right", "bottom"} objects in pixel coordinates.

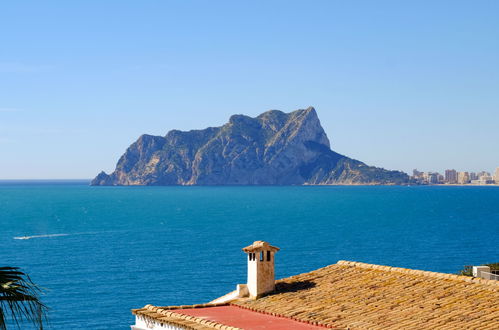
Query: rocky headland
[{"left": 91, "top": 107, "right": 409, "bottom": 185}]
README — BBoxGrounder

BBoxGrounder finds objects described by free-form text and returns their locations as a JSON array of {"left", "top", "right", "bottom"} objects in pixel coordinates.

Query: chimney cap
[{"left": 242, "top": 240, "right": 280, "bottom": 253}]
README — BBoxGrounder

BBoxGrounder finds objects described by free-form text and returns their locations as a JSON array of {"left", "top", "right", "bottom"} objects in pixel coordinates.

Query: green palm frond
[{"left": 0, "top": 267, "right": 47, "bottom": 330}]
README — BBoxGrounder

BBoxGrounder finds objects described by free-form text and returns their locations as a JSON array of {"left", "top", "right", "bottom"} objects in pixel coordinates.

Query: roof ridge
[
  {"left": 154, "top": 302, "right": 229, "bottom": 310},
  {"left": 336, "top": 260, "right": 499, "bottom": 287}
]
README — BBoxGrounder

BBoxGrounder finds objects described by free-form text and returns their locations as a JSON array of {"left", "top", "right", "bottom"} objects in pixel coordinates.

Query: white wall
[
  {"left": 247, "top": 250, "right": 276, "bottom": 298},
  {"left": 472, "top": 266, "right": 490, "bottom": 278}
]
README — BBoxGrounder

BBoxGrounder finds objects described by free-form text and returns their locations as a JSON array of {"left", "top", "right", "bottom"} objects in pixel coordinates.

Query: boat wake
[
  {"left": 13, "top": 233, "right": 69, "bottom": 240},
  {"left": 13, "top": 230, "right": 126, "bottom": 240}
]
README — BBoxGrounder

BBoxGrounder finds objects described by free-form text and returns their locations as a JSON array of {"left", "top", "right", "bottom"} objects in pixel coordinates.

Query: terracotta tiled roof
[
  {"left": 132, "top": 303, "right": 241, "bottom": 330},
  {"left": 132, "top": 304, "right": 327, "bottom": 329},
  {"left": 242, "top": 240, "right": 280, "bottom": 253},
  {"left": 232, "top": 261, "right": 499, "bottom": 329}
]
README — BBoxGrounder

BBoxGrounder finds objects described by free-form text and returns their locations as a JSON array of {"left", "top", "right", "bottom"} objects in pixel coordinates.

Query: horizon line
[{"left": 0, "top": 178, "right": 91, "bottom": 181}]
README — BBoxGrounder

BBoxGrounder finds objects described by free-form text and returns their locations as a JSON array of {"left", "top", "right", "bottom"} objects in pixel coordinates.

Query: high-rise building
[
  {"left": 457, "top": 172, "right": 470, "bottom": 184},
  {"left": 494, "top": 167, "right": 499, "bottom": 184},
  {"left": 444, "top": 169, "right": 458, "bottom": 184},
  {"left": 413, "top": 169, "right": 423, "bottom": 178},
  {"left": 469, "top": 172, "right": 478, "bottom": 181},
  {"left": 427, "top": 172, "right": 439, "bottom": 184}
]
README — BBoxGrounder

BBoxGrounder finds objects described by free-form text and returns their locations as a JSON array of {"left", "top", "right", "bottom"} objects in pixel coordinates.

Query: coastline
[
  {"left": 424, "top": 183, "right": 499, "bottom": 187},
  {"left": 1, "top": 180, "right": 498, "bottom": 187}
]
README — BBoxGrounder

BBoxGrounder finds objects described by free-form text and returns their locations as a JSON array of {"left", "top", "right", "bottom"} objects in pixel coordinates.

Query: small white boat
[{"left": 13, "top": 233, "right": 68, "bottom": 240}]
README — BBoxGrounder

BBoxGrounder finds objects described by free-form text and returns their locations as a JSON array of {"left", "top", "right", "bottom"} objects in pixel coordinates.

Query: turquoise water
[{"left": 1, "top": 182, "right": 498, "bottom": 329}]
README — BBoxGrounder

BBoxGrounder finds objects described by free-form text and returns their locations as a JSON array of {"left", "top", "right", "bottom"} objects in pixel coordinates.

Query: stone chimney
[{"left": 242, "top": 241, "right": 280, "bottom": 298}]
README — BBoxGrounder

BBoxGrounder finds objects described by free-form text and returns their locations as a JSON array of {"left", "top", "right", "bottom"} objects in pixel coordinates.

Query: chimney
[{"left": 242, "top": 241, "right": 280, "bottom": 298}]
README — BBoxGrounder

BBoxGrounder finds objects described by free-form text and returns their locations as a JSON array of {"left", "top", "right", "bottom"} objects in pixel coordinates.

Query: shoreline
[
  {"left": 423, "top": 183, "right": 499, "bottom": 187},
  {"left": 1, "top": 180, "right": 498, "bottom": 187}
]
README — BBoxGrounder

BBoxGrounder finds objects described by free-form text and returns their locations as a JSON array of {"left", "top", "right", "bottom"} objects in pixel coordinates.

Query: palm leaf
[{"left": 0, "top": 267, "right": 47, "bottom": 330}]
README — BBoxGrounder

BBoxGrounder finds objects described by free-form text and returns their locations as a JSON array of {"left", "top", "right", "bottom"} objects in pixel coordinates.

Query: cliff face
[{"left": 91, "top": 107, "right": 409, "bottom": 185}]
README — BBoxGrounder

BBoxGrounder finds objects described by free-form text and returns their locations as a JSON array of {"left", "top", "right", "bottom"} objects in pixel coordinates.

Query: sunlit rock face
[{"left": 91, "top": 107, "right": 409, "bottom": 186}]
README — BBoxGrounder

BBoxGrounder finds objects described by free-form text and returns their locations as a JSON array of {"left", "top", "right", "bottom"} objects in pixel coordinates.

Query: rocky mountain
[{"left": 91, "top": 107, "right": 409, "bottom": 185}]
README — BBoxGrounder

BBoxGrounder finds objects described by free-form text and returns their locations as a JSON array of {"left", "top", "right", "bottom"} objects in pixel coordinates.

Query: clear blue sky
[{"left": 1, "top": 1, "right": 498, "bottom": 179}]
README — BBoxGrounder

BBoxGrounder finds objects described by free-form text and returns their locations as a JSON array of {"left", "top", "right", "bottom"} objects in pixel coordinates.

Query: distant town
[{"left": 411, "top": 167, "right": 499, "bottom": 185}]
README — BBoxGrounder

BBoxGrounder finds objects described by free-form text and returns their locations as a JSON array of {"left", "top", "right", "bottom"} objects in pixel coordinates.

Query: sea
[{"left": 1, "top": 181, "right": 498, "bottom": 329}]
